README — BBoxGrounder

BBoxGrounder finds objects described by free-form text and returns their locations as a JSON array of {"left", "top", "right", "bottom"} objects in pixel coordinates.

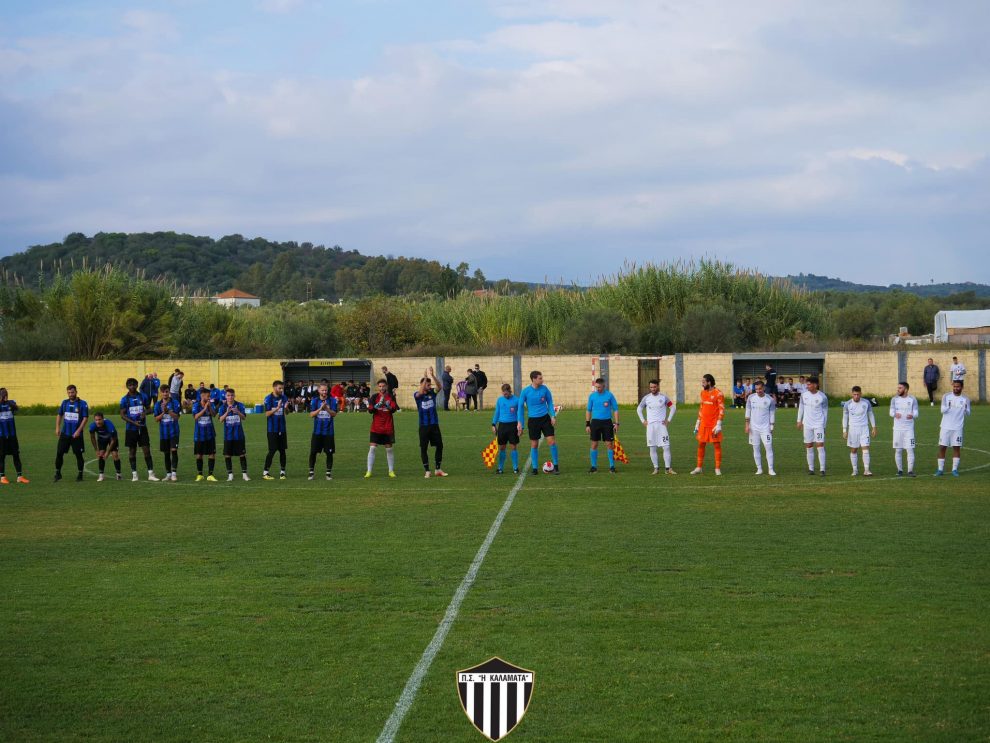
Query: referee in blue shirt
[
  {"left": 586, "top": 377, "right": 620, "bottom": 473},
  {"left": 518, "top": 370, "right": 559, "bottom": 474}
]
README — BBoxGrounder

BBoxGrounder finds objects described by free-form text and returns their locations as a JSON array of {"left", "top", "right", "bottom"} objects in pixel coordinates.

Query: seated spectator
[
  {"left": 345, "top": 380, "right": 360, "bottom": 412},
  {"left": 183, "top": 383, "right": 196, "bottom": 412},
  {"left": 776, "top": 379, "right": 792, "bottom": 407},
  {"left": 732, "top": 379, "right": 745, "bottom": 408},
  {"left": 743, "top": 377, "right": 754, "bottom": 398}
]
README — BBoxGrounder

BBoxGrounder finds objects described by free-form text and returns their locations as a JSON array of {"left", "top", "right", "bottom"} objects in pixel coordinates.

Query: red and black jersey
[{"left": 369, "top": 392, "right": 397, "bottom": 435}]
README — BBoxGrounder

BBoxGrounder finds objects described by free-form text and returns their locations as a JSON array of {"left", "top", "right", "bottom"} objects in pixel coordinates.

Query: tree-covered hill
[
  {"left": 0, "top": 232, "right": 517, "bottom": 301},
  {"left": 785, "top": 273, "right": 990, "bottom": 297}
]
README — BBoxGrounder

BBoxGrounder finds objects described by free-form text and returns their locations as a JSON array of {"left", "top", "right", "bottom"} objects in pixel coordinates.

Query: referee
[{"left": 586, "top": 377, "right": 620, "bottom": 473}]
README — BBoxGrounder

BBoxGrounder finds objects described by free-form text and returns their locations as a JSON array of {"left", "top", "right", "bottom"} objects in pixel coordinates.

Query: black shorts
[
  {"left": 370, "top": 432, "right": 395, "bottom": 446},
  {"left": 310, "top": 434, "right": 335, "bottom": 455},
  {"left": 194, "top": 439, "right": 216, "bottom": 456},
  {"left": 223, "top": 439, "right": 246, "bottom": 457},
  {"left": 496, "top": 422, "right": 519, "bottom": 446},
  {"left": 589, "top": 419, "right": 615, "bottom": 442},
  {"left": 159, "top": 436, "right": 179, "bottom": 453},
  {"left": 419, "top": 424, "right": 443, "bottom": 448},
  {"left": 268, "top": 431, "right": 288, "bottom": 452},
  {"left": 57, "top": 433, "right": 85, "bottom": 455},
  {"left": 125, "top": 428, "right": 151, "bottom": 449},
  {"left": 95, "top": 437, "right": 117, "bottom": 454},
  {"left": 0, "top": 435, "right": 19, "bottom": 456},
  {"left": 527, "top": 415, "right": 555, "bottom": 441}
]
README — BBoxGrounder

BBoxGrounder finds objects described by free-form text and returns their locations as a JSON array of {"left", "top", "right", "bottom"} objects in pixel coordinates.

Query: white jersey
[
  {"left": 842, "top": 399, "right": 875, "bottom": 431},
  {"left": 745, "top": 393, "right": 776, "bottom": 431},
  {"left": 637, "top": 392, "right": 674, "bottom": 424},
  {"left": 940, "top": 392, "right": 971, "bottom": 430},
  {"left": 950, "top": 363, "right": 967, "bottom": 382},
  {"left": 797, "top": 390, "right": 828, "bottom": 429},
  {"left": 889, "top": 395, "right": 919, "bottom": 432}
]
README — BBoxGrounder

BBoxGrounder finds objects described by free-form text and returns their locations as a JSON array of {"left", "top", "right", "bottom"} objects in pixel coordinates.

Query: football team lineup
[{"left": 0, "top": 371, "right": 977, "bottom": 483}]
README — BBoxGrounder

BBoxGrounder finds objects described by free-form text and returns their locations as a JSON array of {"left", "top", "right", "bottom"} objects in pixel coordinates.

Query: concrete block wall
[
  {"left": 518, "top": 354, "right": 602, "bottom": 408},
  {"left": 444, "top": 355, "right": 516, "bottom": 406},
  {"left": 369, "top": 357, "right": 436, "bottom": 409},
  {"left": 821, "top": 352, "right": 898, "bottom": 399},
  {"left": 680, "top": 354, "right": 734, "bottom": 402},
  {"left": 0, "top": 361, "right": 62, "bottom": 406},
  {"left": 905, "top": 349, "right": 980, "bottom": 397},
  {"left": 604, "top": 356, "right": 641, "bottom": 407}
]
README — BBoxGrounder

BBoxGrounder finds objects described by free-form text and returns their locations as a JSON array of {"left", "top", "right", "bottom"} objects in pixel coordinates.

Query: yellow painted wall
[
  {"left": 680, "top": 354, "right": 734, "bottom": 403},
  {"left": 822, "top": 352, "right": 899, "bottom": 399}
]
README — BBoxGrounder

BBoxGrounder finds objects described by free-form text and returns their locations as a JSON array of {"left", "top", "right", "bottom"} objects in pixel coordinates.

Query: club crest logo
[{"left": 456, "top": 657, "right": 534, "bottom": 740}]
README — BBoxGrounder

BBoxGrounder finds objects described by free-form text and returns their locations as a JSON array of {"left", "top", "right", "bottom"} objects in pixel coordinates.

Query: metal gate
[{"left": 637, "top": 358, "right": 661, "bottom": 399}]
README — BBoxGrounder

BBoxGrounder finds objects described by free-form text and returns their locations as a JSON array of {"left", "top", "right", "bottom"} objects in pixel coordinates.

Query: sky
[{"left": 1, "top": 0, "right": 988, "bottom": 286}]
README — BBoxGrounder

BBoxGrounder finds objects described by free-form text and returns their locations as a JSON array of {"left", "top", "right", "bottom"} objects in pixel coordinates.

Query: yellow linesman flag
[
  {"left": 613, "top": 436, "right": 630, "bottom": 464},
  {"left": 481, "top": 438, "right": 499, "bottom": 468}
]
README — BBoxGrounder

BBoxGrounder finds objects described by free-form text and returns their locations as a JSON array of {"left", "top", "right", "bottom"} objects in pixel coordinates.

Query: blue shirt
[
  {"left": 154, "top": 398, "right": 181, "bottom": 440},
  {"left": 210, "top": 388, "right": 225, "bottom": 406},
  {"left": 0, "top": 401, "right": 16, "bottom": 438},
  {"left": 492, "top": 395, "right": 520, "bottom": 425},
  {"left": 192, "top": 400, "right": 216, "bottom": 441},
  {"left": 587, "top": 390, "right": 618, "bottom": 421},
  {"left": 89, "top": 419, "right": 118, "bottom": 443},
  {"left": 151, "top": 378, "right": 161, "bottom": 394},
  {"left": 413, "top": 389, "right": 440, "bottom": 427},
  {"left": 518, "top": 384, "right": 555, "bottom": 424},
  {"left": 265, "top": 393, "right": 289, "bottom": 434},
  {"left": 310, "top": 396, "right": 337, "bottom": 435},
  {"left": 120, "top": 392, "right": 150, "bottom": 432},
  {"left": 59, "top": 399, "right": 89, "bottom": 436},
  {"left": 219, "top": 402, "right": 246, "bottom": 441}
]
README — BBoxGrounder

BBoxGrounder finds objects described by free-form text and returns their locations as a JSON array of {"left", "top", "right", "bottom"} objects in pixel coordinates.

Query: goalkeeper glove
[{"left": 713, "top": 423, "right": 722, "bottom": 435}]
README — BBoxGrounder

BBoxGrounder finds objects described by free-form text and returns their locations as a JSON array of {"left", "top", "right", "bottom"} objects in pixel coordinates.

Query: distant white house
[
  {"left": 214, "top": 289, "right": 261, "bottom": 308},
  {"left": 934, "top": 310, "right": 990, "bottom": 344}
]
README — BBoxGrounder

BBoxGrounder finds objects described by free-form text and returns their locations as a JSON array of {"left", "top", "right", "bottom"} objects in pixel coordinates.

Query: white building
[
  {"left": 934, "top": 310, "right": 990, "bottom": 344},
  {"left": 214, "top": 289, "right": 261, "bottom": 308}
]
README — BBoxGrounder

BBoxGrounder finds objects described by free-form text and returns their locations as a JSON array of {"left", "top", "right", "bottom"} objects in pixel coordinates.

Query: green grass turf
[{"left": 1, "top": 403, "right": 988, "bottom": 741}]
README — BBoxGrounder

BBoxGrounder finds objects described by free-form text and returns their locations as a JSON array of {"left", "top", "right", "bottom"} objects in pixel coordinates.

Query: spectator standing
[
  {"left": 169, "top": 369, "right": 184, "bottom": 398},
  {"left": 150, "top": 374, "right": 161, "bottom": 405},
  {"left": 764, "top": 363, "right": 778, "bottom": 397},
  {"left": 923, "top": 357, "right": 940, "bottom": 407},
  {"left": 465, "top": 369, "right": 479, "bottom": 411},
  {"left": 441, "top": 365, "right": 454, "bottom": 411},
  {"left": 950, "top": 356, "right": 966, "bottom": 383},
  {"left": 140, "top": 374, "right": 155, "bottom": 403},
  {"left": 474, "top": 364, "right": 488, "bottom": 410}
]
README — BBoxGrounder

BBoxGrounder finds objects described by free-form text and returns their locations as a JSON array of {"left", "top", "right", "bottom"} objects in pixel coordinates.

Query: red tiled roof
[{"left": 215, "top": 289, "right": 260, "bottom": 299}]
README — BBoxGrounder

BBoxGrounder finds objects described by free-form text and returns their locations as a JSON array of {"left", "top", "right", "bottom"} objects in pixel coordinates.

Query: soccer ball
[{"left": 542, "top": 460, "right": 554, "bottom": 473}]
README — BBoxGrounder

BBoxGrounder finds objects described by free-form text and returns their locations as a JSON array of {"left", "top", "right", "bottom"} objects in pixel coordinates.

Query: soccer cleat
[
  {"left": 553, "top": 464, "right": 559, "bottom": 474},
  {"left": 53, "top": 472, "right": 62, "bottom": 482},
  {"left": 206, "top": 474, "right": 218, "bottom": 482},
  {"left": 495, "top": 469, "right": 504, "bottom": 475},
  {"left": 76, "top": 472, "right": 83, "bottom": 481},
  {"left": 434, "top": 469, "right": 447, "bottom": 477},
  {"left": 820, "top": 471, "right": 826, "bottom": 477},
  {"left": 609, "top": 467, "right": 616, "bottom": 474},
  {"left": 513, "top": 468, "right": 519, "bottom": 474},
  {"left": 326, "top": 474, "right": 333, "bottom": 481},
  {"left": 651, "top": 468, "right": 659, "bottom": 475},
  {"left": 531, "top": 468, "right": 539, "bottom": 476},
  {"left": 768, "top": 469, "right": 776, "bottom": 477},
  {"left": 96, "top": 474, "right": 104, "bottom": 482},
  {"left": 588, "top": 467, "right": 597, "bottom": 474},
  {"left": 308, "top": 474, "right": 315, "bottom": 481},
  {"left": 951, "top": 469, "right": 960, "bottom": 477},
  {"left": 715, "top": 469, "right": 722, "bottom": 476},
  {"left": 131, "top": 472, "right": 139, "bottom": 482},
  {"left": 934, "top": 469, "right": 943, "bottom": 477},
  {"left": 863, "top": 471, "right": 873, "bottom": 477},
  {"left": 17, "top": 476, "right": 29, "bottom": 484},
  {"left": 364, "top": 471, "right": 372, "bottom": 478},
  {"left": 851, "top": 471, "right": 858, "bottom": 477},
  {"left": 908, "top": 471, "right": 916, "bottom": 478},
  {"left": 262, "top": 473, "right": 274, "bottom": 480},
  {"left": 666, "top": 468, "right": 677, "bottom": 475},
  {"left": 148, "top": 472, "right": 159, "bottom": 482},
  {"left": 0, "top": 476, "right": 8, "bottom": 485},
  {"left": 424, "top": 471, "right": 431, "bottom": 478},
  {"left": 227, "top": 473, "right": 234, "bottom": 481},
  {"left": 195, "top": 474, "right": 205, "bottom": 482},
  {"left": 279, "top": 473, "right": 287, "bottom": 480},
  {"left": 755, "top": 469, "right": 763, "bottom": 476},
  {"left": 689, "top": 467, "right": 702, "bottom": 475},
  {"left": 807, "top": 470, "right": 815, "bottom": 476},
  {"left": 896, "top": 471, "right": 903, "bottom": 477},
  {"left": 115, "top": 474, "right": 122, "bottom": 481},
  {"left": 388, "top": 471, "right": 396, "bottom": 478},
  {"left": 242, "top": 473, "right": 250, "bottom": 481}
]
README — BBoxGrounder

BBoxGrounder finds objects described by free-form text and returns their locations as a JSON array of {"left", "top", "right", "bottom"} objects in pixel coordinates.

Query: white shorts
[
  {"left": 939, "top": 428, "right": 964, "bottom": 448},
  {"left": 803, "top": 427, "right": 825, "bottom": 445},
  {"left": 892, "top": 429, "right": 916, "bottom": 449},
  {"left": 749, "top": 428, "right": 773, "bottom": 447},
  {"left": 846, "top": 427, "right": 870, "bottom": 449},
  {"left": 646, "top": 422, "right": 671, "bottom": 448}
]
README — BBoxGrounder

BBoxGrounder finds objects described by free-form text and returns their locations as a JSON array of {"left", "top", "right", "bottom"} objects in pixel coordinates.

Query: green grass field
[{"left": 1, "top": 403, "right": 988, "bottom": 742}]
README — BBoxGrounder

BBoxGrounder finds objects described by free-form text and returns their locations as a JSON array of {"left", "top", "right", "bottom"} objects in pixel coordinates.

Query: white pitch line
[{"left": 376, "top": 469, "right": 528, "bottom": 743}]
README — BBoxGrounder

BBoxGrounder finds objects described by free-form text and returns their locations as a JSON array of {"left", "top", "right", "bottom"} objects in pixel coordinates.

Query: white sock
[
  {"left": 806, "top": 448, "right": 815, "bottom": 469},
  {"left": 863, "top": 450, "right": 870, "bottom": 471},
  {"left": 765, "top": 444, "right": 774, "bottom": 471},
  {"left": 367, "top": 446, "right": 376, "bottom": 471},
  {"left": 894, "top": 449, "right": 903, "bottom": 471},
  {"left": 850, "top": 452, "right": 858, "bottom": 473},
  {"left": 817, "top": 447, "right": 826, "bottom": 470},
  {"left": 907, "top": 449, "right": 915, "bottom": 472},
  {"left": 937, "top": 457, "right": 945, "bottom": 471},
  {"left": 753, "top": 444, "right": 762, "bottom": 469},
  {"left": 386, "top": 448, "right": 395, "bottom": 472},
  {"left": 649, "top": 446, "right": 659, "bottom": 468},
  {"left": 952, "top": 457, "right": 960, "bottom": 471},
  {"left": 663, "top": 447, "right": 671, "bottom": 468}
]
